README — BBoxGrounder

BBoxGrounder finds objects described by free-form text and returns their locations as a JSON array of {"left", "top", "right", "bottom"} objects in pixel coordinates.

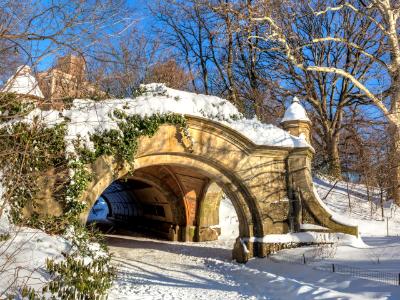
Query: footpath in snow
[
  {"left": 107, "top": 234, "right": 399, "bottom": 300},
  {"left": 107, "top": 181, "right": 400, "bottom": 300}
]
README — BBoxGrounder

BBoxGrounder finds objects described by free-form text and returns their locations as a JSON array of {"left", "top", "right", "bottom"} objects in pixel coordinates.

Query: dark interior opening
[{"left": 87, "top": 178, "right": 177, "bottom": 240}]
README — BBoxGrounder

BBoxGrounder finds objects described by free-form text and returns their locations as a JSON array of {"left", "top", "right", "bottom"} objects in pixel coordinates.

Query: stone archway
[
  {"left": 86, "top": 163, "right": 242, "bottom": 243},
  {"left": 76, "top": 115, "right": 357, "bottom": 262},
  {"left": 81, "top": 154, "right": 260, "bottom": 244},
  {"left": 28, "top": 112, "right": 358, "bottom": 262}
]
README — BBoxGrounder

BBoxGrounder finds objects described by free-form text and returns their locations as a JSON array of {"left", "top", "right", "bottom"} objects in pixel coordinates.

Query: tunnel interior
[{"left": 86, "top": 165, "right": 236, "bottom": 242}]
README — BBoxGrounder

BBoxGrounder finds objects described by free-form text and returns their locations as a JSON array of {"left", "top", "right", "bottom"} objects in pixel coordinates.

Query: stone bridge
[
  {"left": 76, "top": 101, "right": 357, "bottom": 262},
  {"left": 6, "top": 66, "right": 357, "bottom": 262}
]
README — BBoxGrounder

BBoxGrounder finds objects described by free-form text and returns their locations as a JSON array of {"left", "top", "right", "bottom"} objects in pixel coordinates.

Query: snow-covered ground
[
  {"left": 314, "top": 177, "right": 400, "bottom": 237},
  {"left": 107, "top": 234, "right": 400, "bottom": 300},
  {"left": 108, "top": 178, "right": 400, "bottom": 300},
  {"left": 2, "top": 176, "right": 400, "bottom": 299}
]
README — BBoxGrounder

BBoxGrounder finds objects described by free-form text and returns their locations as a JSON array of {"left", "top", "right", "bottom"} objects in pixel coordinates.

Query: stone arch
[
  {"left": 81, "top": 153, "right": 262, "bottom": 242},
  {"left": 195, "top": 181, "right": 224, "bottom": 241},
  {"left": 73, "top": 116, "right": 358, "bottom": 262},
  {"left": 135, "top": 155, "right": 261, "bottom": 237}
]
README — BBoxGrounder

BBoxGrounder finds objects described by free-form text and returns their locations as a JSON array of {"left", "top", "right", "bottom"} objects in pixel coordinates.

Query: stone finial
[
  {"left": 281, "top": 97, "right": 310, "bottom": 123},
  {"left": 1, "top": 65, "right": 44, "bottom": 99},
  {"left": 281, "top": 97, "right": 312, "bottom": 144}
]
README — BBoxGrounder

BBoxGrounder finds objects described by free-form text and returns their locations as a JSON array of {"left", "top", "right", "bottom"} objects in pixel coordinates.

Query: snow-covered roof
[
  {"left": 1, "top": 65, "right": 44, "bottom": 99},
  {"left": 281, "top": 97, "right": 310, "bottom": 123},
  {"left": 8, "top": 83, "right": 311, "bottom": 153}
]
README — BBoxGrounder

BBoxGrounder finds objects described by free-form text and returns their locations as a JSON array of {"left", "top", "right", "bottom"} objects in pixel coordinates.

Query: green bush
[
  {"left": 43, "top": 225, "right": 115, "bottom": 300},
  {"left": 0, "top": 93, "right": 36, "bottom": 119}
]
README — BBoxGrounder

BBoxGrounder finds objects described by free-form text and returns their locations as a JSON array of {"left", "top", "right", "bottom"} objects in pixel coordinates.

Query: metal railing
[{"left": 270, "top": 253, "right": 400, "bottom": 286}]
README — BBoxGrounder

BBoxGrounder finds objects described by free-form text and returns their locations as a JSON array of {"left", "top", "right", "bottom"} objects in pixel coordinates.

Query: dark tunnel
[
  {"left": 86, "top": 165, "right": 233, "bottom": 242},
  {"left": 87, "top": 178, "right": 181, "bottom": 239}
]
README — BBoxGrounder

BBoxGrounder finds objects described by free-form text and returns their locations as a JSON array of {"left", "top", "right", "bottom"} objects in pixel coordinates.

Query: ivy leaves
[{"left": 87, "top": 111, "right": 187, "bottom": 163}]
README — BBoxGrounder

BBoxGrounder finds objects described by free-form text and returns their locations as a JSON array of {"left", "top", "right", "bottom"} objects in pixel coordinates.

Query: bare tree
[
  {"left": 243, "top": 1, "right": 383, "bottom": 177},
  {"left": 144, "top": 59, "right": 193, "bottom": 90},
  {"left": 0, "top": 0, "right": 135, "bottom": 104},
  {"left": 151, "top": 0, "right": 211, "bottom": 94},
  {"left": 86, "top": 27, "right": 161, "bottom": 98},
  {"left": 151, "top": 0, "right": 283, "bottom": 119},
  {"left": 248, "top": 0, "right": 400, "bottom": 200}
]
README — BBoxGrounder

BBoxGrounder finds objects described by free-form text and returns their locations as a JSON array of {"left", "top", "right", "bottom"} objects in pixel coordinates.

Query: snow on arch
[{"left": 15, "top": 83, "right": 310, "bottom": 155}]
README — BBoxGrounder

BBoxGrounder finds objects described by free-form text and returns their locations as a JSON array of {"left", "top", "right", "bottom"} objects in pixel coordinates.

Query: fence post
[
  {"left": 303, "top": 254, "right": 306, "bottom": 264},
  {"left": 398, "top": 273, "right": 400, "bottom": 286},
  {"left": 332, "top": 264, "right": 335, "bottom": 273}
]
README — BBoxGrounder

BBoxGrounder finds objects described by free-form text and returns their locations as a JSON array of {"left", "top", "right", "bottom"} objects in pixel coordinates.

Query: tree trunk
[
  {"left": 326, "top": 135, "right": 341, "bottom": 178},
  {"left": 389, "top": 123, "right": 400, "bottom": 205}
]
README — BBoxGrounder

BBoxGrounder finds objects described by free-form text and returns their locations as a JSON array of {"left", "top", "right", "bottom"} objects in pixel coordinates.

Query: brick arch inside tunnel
[{"left": 86, "top": 164, "right": 228, "bottom": 242}]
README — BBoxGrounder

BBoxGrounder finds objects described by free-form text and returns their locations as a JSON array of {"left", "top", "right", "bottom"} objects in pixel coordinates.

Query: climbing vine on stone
[
  {"left": 0, "top": 107, "right": 189, "bottom": 298},
  {"left": 80, "top": 110, "right": 188, "bottom": 163},
  {"left": 0, "top": 121, "right": 68, "bottom": 225}
]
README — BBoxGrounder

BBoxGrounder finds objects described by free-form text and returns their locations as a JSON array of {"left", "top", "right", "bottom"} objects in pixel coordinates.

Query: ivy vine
[{"left": 0, "top": 106, "right": 190, "bottom": 298}]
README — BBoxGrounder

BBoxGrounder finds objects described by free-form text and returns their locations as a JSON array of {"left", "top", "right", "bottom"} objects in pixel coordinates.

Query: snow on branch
[
  {"left": 250, "top": 10, "right": 393, "bottom": 121},
  {"left": 309, "top": 2, "right": 388, "bottom": 34}
]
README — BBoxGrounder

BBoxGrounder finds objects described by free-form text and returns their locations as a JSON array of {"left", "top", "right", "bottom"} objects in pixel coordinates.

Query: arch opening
[{"left": 85, "top": 163, "right": 242, "bottom": 244}]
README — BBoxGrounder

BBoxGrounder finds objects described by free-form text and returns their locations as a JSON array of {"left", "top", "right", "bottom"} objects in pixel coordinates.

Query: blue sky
[{"left": 34, "top": 0, "right": 150, "bottom": 71}]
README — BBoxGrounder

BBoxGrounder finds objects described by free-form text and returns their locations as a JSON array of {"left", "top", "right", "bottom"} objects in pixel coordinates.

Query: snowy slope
[
  {"left": 218, "top": 176, "right": 400, "bottom": 239},
  {"left": 0, "top": 211, "right": 69, "bottom": 297},
  {"left": 313, "top": 176, "right": 400, "bottom": 237}
]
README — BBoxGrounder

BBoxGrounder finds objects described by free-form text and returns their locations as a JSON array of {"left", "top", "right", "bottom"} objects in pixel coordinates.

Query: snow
[
  {"left": 312, "top": 185, "right": 358, "bottom": 228},
  {"left": 243, "top": 232, "right": 366, "bottom": 247},
  {"left": 0, "top": 223, "right": 69, "bottom": 296},
  {"left": 299, "top": 223, "right": 328, "bottom": 230},
  {"left": 0, "top": 175, "right": 400, "bottom": 298},
  {"left": 7, "top": 83, "right": 310, "bottom": 154},
  {"left": 107, "top": 234, "right": 399, "bottom": 300},
  {"left": 280, "top": 97, "right": 310, "bottom": 123},
  {"left": 0, "top": 178, "right": 106, "bottom": 297},
  {"left": 313, "top": 176, "right": 400, "bottom": 236},
  {"left": 218, "top": 195, "right": 239, "bottom": 241},
  {"left": 1, "top": 65, "right": 44, "bottom": 99}
]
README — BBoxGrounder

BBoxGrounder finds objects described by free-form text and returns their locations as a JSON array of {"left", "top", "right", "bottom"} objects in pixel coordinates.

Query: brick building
[{"left": 37, "top": 55, "right": 104, "bottom": 106}]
